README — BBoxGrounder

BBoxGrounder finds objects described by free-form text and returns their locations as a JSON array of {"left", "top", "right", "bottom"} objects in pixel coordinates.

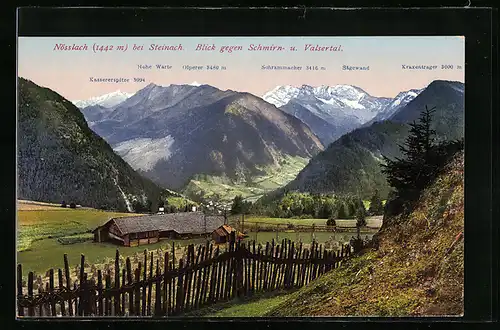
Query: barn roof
[
  {"left": 213, "top": 227, "right": 228, "bottom": 237},
  {"left": 106, "top": 212, "right": 225, "bottom": 235},
  {"left": 212, "top": 224, "right": 236, "bottom": 238},
  {"left": 221, "top": 224, "right": 234, "bottom": 234}
]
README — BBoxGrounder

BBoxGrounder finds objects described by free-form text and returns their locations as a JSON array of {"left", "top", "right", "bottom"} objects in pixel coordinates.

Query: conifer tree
[
  {"left": 337, "top": 204, "right": 347, "bottom": 219},
  {"left": 381, "top": 106, "right": 464, "bottom": 217},
  {"left": 231, "top": 195, "right": 244, "bottom": 214},
  {"left": 347, "top": 202, "right": 356, "bottom": 219},
  {"left": 381, "top": 106, "right": 437, "bottom": 203},
  {"left": 355, "top": 206, "right": 367, "bottom": 228},
  {"left": 368, "top": 189, "right": 384, "bottom": 215}
]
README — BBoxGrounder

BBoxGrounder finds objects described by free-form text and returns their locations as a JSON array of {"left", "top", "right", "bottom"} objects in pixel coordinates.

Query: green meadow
[{"left": 17, "top": 209, "right": 381, "bottom": 276}]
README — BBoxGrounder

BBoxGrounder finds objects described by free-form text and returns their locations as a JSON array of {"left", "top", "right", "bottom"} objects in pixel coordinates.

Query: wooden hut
[
  {"left": 212, "top": 225, "right": 246, "bottom": 244},
  {"left": 212, "top": 224, "right": 233, "bottom": 244}
]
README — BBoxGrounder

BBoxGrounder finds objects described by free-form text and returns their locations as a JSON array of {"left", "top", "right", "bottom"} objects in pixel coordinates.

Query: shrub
[
  {"left": 69, "top": 202, "right": 76, "bottom": 209},
  {"left": 326, "top": 217, "right": 337, "bottom": 226},
  {"left": 57, "top": 233, "right": 93, "bottom": 245}
]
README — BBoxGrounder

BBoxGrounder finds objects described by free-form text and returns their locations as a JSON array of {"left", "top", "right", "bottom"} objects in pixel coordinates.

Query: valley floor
[{"left": 17, "top": 207, "right": 378, "bottom": 276}]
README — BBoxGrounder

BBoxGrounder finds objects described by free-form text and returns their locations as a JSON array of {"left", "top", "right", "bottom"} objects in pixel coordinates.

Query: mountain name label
[{"left": 137, "top": 64, "right": 173, "bottom": 70}]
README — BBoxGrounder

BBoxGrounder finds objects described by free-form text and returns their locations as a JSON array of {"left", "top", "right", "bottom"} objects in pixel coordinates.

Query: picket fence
[{"left": 17, "top": 237, "right": 353, "bottom": 317}]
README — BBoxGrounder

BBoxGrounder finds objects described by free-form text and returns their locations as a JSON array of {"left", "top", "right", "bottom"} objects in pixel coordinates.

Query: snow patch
[
  {"left": 318, "top": 97, "right": 365, "bottom": 110},
  {"left": 449, "top": 83, "right": 464, "bottom": 93},
  {"left": 114, "top": 136, "right": 175, "bottom": 172},
  {"left": 73, "top": 90, "right": 133, "bottom": 108}
]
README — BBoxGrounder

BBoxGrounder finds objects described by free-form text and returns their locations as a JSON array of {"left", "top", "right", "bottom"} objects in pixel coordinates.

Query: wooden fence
[
  {"left": 17, "top": 237, "right": 353, "bottom": 317},
  {"left": 240, "top": 221, "right": 380, "bottom": 233}
]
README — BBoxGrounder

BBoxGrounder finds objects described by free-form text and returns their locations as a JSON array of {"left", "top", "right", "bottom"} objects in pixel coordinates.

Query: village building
[
  {"left": 211, "top": 224, "right": 245, "bottom": 244},
  {"left": 93, "top": 212, "right": 225, "bottom": 247}
]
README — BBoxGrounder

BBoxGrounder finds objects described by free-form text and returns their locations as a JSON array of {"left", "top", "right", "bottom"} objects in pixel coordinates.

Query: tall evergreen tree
[
  {"left": 368, "top": 189, "right": 384, "bottom": 215},
  {"left": 356, "top": 206, "right": 367, "bottom": 227},
  {"left": 381, "top": 106, "right": 463, "bottom": 216},
  {"left": 381, "top": 106, "right": 437, "bottom": 203},
  {"left": 347, "top": 202, "right": 356, "bottom": 218},
  {"left": 231, "top": 195, "right": 244, "bottom": 214},
  {"left": 337, "top": 204, "right": 347, "bottom": 219}
]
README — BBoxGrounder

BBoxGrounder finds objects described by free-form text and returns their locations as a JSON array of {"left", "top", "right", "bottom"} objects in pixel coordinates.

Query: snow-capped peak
[
  {"left": 73, "top": 90, "right": 133, "bottom": 108},
  {"left": 386, "top": 88, "right": 423, "bottom": 110},
  {"left": 189, "top": 81, "right": 202, "bottom": 87},
  {"left": 262, "top": 85, "right": 301, "bottom": 107},
  {"left": 263, "top": 84, "right": 368, "bottom": 109},
  {"left": 366, "top": 88, "right": 424, "bottom": 124}
]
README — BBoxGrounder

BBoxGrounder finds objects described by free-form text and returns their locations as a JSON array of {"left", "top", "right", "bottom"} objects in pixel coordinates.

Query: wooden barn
[{"left": 93, "top": 212, "right": 225, "bottom": 247}]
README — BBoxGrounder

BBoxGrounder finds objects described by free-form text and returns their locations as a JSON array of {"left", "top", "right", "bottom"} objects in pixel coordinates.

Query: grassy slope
[
  {"left": 184, "top": 291, "right": 293, "bottom": 317},
  {"left": 264, "top": 152, "right": 464, "bottom": 317},
  {"left": 17, "top": 208, "right": 203, "bottom": 275},
  {"left": 17, "top": 208, "right": 142, "bottom": 252},
  {"left": 209, "top": 294, "right": 289, "bottom": 317}
]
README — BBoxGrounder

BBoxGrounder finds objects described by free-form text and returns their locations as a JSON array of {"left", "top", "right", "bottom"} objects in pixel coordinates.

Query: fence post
[
  {"left": 17, "top": 264, "right": 24, "bottom": 317},
  {"left": 236, "top": 241, "right": 244, "bottom": 297},
  {"left": 142, "top": 251, "right": 147, "bottom": 316},
  {"left": 37, "top": 285, "right": 43, "bottom": 316},
  {"left": 213, "top": 247, "right": 222, "bottom": 303},
  {"left": 194, "top": 245, "right": 204, "bottom": 309},
  {"left": 126, "top": 258, "right": 133, "bottom": 316},
  {"left": 49, "top": 269, "right": 56, "bottom": 316},
  {"left": 147, "top": 251, "right": 154, "bottom": 315},
  {"left": 163, "top": 252, "right": 169, "bottom": 316},
  {"left": 288, "top": 241, "right": 295, "bottom": 288},
  {"left": 134, "top": 267, "right": 141, "bottom": 315},
  {"left": 97, "top": 270, "right": 103, "bottom": 316},
  {"left": 121, "top": 269, "right": 126, "bottom": 315},
  {"left": 63, "top": 254, "right": 73, "bottom": 316},
  {"left": 27, "top": 272, "right": 34, "bottom": 317},
  {"left": 175, "top": 259, "right": 184, "bottom": 315},
  {"left": 104, "top": 271, "right": 111, "bottom": 316},
  {"left": 81, "top": 273, "right": 88, "bottom": 316},
  {"left": 58, "top": 269, "right": 66, "bottom": 316},
  {"left": 78, "top": 255, "right": 85, "bottom": 316},
  {"left": 154, "top": 258, "right": 161, "bottom": 317},
  {"left": 44, "top": 283, "right": 50, "bottom": 315},
  {"left": 114, "top": 250, "right": 121, "bottom": 316},
  {"left": 89, "top": 276, "right": 97, "bottom": 316}
]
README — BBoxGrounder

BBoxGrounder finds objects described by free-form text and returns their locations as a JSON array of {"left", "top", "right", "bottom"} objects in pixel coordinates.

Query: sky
[{"left": 17, "top": 36, "right": 465, "bottom": 100}]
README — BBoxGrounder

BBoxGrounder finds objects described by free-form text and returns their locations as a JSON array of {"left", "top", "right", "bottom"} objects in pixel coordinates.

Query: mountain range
[
  {"left": 17, "top": 78, "right": 166, "bottom": 211},
  {"left": 77, "top": 83, "right": 324, "bottom": 201},
  {"left": 70, "top": 79, "right": 463, "bottom": 203},
  {"left": 262, "top": 84, "right": 423, "bottom": 145},
  {"left": 268, "top": 80, "right": 464, "bottom": 200}
]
